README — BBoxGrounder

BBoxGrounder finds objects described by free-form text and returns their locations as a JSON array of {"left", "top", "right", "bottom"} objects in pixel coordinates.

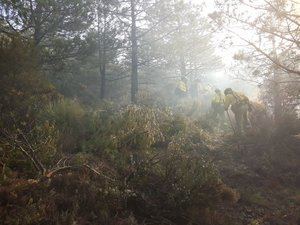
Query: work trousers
[{"left": 232, "top": 104, "right": 251, "bottom": 134}]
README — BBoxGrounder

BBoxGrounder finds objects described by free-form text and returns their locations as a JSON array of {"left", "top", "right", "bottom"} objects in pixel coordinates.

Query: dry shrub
[
  {"left": 248, "top": 102, "right": 300, "bottom": 139},
  {"left": 248, "top": 101, "right": 273, "bottom": 138},
  {"left": 0, "top": 173, "right": 122, "bottom": 225},
  {"left": 1, "top": 102, "right": 239, "bottom": 225},
  {"left": 274, "top": 112, "right": 300, "bottom": 137},
  {"left": 0, "top": 119, "right": 60, "bottom": 179},
  {"left": 124, "top": 132, "right": 236, "bottom": 224},
  {"left": 115, "top": 105, "right": 165, "bottom": 151}
]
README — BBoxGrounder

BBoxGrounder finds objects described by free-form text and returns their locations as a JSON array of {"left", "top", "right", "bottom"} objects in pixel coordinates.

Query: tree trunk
[
  {"left": 98, "top": 0, "right": 107, "bottom": 99},
  {"left": 131, "top": 0, "right": 138, "bottom": 104},
  {"left": 273, "top": 73, "right": 282, "bottom": 123},
  {"left": 100, "top": 66, "right": 106, "bottom": 99},
  {"left": 272, "top": 37, "right": 282, "bottom": 123},
  {"left": 32, "top": 2, "right": 42, "bottom": 46}
]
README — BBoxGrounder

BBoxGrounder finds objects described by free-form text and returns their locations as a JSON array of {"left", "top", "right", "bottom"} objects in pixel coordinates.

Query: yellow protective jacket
[
  {"left": 177, "top": 80, "right": 187, "bottom": 93},
  {"left": 224, "top": 91, "right": 249, "bottom": 111},
  {"left": 212, "top": 93, "right": 224, "bottom": 104}
]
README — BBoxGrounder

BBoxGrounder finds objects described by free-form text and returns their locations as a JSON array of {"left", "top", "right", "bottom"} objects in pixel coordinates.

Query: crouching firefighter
[{"left": 224, "top": 88, "right": 252, "bottom": 135}]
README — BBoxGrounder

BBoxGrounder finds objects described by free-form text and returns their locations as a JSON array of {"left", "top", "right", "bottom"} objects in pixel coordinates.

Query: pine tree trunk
[
  {"left": 32, "top": 2, "right": 42, "bottom": 46},
  {"left": 100, "top": 66, "right": 106, "bottom": 99},
  {"left": 131, "top": 0, "right": 138, "bottom": 104},
  {"left": 98, "top": 0, "right": 107, "bottom": 100},
  {"left": 273, "top": 76, "right": 282, "bottom": 124}
]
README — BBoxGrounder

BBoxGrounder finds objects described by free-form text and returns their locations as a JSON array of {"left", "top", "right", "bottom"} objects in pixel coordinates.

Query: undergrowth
[{"left": 0, "top": 99, "right": 239, "bottom": 225}]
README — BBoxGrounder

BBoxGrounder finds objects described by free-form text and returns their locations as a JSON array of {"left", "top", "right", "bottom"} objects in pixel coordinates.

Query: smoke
[{"left": 206, "top": 70, "right": 260, "bottom": 101}]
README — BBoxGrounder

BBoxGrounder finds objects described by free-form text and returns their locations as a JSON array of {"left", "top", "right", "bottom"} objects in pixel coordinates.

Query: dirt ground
[{"left": 213, "top": 134, "right": 300, "bottom": 225}]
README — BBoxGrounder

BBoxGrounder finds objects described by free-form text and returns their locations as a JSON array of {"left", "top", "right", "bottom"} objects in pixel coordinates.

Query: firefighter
[
  {"left": 224, "top": 88, "right": 252, "bottom": 134},
  {"left": 175, "top": 76, "right": 188, "bottom": 97},
  {"left": 211, "top": 89, "right": 225, "bottom": 123},
  {"left": 173, "top": 76, "right": 188, "bottom": 111}
]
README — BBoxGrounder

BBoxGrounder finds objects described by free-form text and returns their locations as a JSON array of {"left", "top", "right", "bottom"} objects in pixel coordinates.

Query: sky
[{"left": 187, "top": 0, "right": 261, "bottom": 99}]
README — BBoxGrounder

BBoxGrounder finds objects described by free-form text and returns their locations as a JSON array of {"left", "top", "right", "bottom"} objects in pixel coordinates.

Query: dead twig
[{"left": 45, "top": 164, "right": 116, "bottom": 182}]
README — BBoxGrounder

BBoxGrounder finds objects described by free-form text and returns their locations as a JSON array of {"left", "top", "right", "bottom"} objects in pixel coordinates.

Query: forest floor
[{"left": 212, "top": 133, "right": 300, "bottom": 225}]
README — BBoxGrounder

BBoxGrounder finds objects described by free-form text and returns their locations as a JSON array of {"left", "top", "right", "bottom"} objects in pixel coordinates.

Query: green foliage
[
  {"left": 115, "top": 106, "right": 165, "bottom": 150},
  {"left": 81, "top": 105, "right": 168, "bottom": 169},
  {"left": 0, "top": 34, "right": 239, "bottom": 223},
  {"left": 1, "top": 0, "right": 94, "bottom": 45},
  {"left": 1, "top": 38, "right": 283, "bottom": 221},
  {"left": 0, "top": 36, "right": 60, "bottom": 178},
  {"left": 43, "top": 99, "right": 85, "bottom": 131},
  {"left": 41, "top": 99, "right": 86, "bottom": 153},
  {"left": 0, "top": 36, "right": 57, "bottom": 128},
  {"left": 1, "top": 100, "right": 234, "bottom": 224},
  {"left": 242, "top": 191, "right": 270, "bottom": 207},
  {"left": 76, "top": 104, "right": 214, "bottom": 168},
  {"left": 1, "top": 0, "right": 299, "bottom": 223}
]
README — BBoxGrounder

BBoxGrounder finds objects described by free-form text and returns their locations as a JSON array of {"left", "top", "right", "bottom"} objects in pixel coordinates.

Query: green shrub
[
  {"left": 125, "top": 142, "right": 236, "bottom": 224},
  {"left": 41, "top": 99, "right": 87, "bottom": 153},
  {"left": 1, "top": 101, "right": 239, "bottom": 225},
  {"left": 0, "top": 36, "right": 58, "bottom": 130},
  {"left": 0, "top": 37, "right": 60, "bottom": 178},
  {"left": 115, "top": 106, "right": 165, "bottom": 150},
  {"left": 43, "top": 99, "right": 85, "bottom": 131}
]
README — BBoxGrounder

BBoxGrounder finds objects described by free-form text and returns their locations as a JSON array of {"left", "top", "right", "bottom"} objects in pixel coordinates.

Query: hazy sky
[
  {"left": 188, "top": 0, "right": 300, "bottom": 99},
  {"left": 188, "top": 0, "right": 261, "bottom": 99}
]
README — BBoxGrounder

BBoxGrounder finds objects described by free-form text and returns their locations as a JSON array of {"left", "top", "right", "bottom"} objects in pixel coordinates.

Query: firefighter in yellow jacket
[
  {"left": 173, "top": 77, "right": 188, "bottom": 110},
  {"left": 175, "top": 76, "right": 188, "bottom": 97},
  {"left": 211, "top": 89, "right": 225, "bottom": 122},
  {"left": 224, "top": 88, "right": 252, "bottom": 134}
]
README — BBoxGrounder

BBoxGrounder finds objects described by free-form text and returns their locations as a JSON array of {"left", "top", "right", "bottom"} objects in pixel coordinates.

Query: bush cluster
[{"left": 1, "top": 98, "right": 239, "bottom": 225}]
